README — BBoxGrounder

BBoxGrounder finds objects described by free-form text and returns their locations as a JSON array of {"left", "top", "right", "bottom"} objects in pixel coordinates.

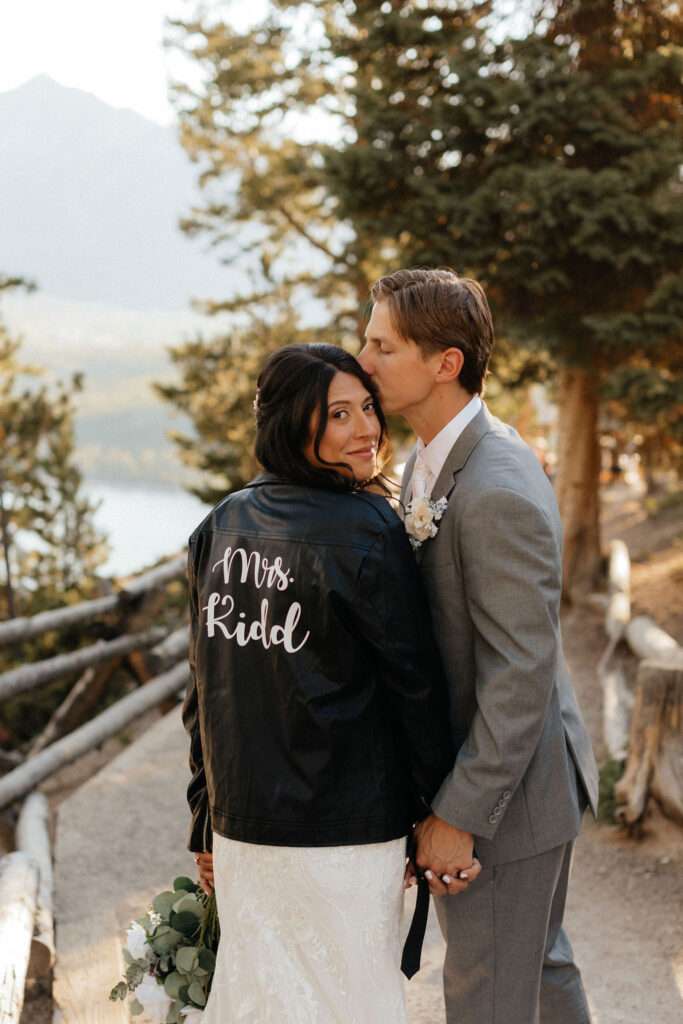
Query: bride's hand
[{"left": 194, "top": 851, "right": 214, "bottom": 894}]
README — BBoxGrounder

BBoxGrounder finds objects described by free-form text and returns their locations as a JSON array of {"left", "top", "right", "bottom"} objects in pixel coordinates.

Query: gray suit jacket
[{"left": 401, "top": 405, "right": 599, "bottom": 867}]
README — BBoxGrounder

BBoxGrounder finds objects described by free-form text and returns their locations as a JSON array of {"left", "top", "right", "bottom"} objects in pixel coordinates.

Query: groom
[{"left": 358, "top": 268, "right": 599, "bottom": 1024}]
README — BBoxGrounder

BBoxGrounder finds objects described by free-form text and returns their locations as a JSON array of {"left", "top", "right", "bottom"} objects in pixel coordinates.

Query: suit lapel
[
  {"left": 399, "top": 405, "right": 494, "bottom": 563},
  {"left": 399, "top": 446, "right": 418, "bottom": 520},
  {"left": 430, "top": 404, "right": 494, "bottom": 504}
]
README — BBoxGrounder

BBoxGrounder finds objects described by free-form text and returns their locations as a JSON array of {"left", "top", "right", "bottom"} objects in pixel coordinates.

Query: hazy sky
[{"left": 0, "top": 0, "right": 267, "bottom": 125}]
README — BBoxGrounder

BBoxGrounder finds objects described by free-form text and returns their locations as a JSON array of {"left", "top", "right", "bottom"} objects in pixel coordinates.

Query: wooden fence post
[
  {"left": 0, "top": 851, "right": 39, "bottom": 1024},
  {"left": 16, "top": 792, "right": 54, "bottom": 978},
  {"left": 615, "top": 661, "right": 683, "bottom": 826}
]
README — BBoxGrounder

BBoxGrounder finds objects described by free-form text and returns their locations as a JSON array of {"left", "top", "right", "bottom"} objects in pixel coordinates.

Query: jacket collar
[
  {"left": 430, "top": 403, "right": 493, "bottom": 502},
  {"left": 401, "top": 403, "right": 493, "bottom": 511}
]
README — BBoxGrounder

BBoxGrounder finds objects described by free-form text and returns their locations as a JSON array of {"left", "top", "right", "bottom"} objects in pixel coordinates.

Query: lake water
[{"left": 84, "top": 482, "right": 210, "bottom": 579}]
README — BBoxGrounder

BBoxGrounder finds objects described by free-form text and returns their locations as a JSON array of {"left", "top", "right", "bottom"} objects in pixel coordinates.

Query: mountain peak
[{"left": 1, "top": 73, "right": 167, "bottom": 130}]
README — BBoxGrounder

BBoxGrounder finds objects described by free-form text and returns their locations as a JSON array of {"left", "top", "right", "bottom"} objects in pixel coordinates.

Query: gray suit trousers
[{"left": 434, "top": 841, "right": 592, "bottom": 1024}]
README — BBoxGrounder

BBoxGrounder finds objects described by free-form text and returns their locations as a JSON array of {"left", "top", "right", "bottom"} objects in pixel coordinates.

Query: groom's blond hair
[{"left": 369, "top": 268, "right": 494, "bottom": 395}]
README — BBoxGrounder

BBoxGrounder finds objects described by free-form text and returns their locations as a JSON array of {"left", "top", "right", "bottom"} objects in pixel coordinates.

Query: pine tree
[
  {"left": 323, "top": 0, "right": 682, "bottom": 596},
  {"left": 0, "top": 280, "right": 107, "bottom": 618}
]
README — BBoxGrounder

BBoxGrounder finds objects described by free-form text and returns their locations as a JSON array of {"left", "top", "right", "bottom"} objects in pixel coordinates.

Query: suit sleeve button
[
  {"left": 503, "top": 791, "right": 512, "bottom": 800},
  {"left": 488, "top": 814, "right": 497, "bottom": 824}
]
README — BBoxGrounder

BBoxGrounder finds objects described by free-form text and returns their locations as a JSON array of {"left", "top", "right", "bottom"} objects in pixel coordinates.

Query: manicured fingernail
[
  {"left": 424, "top": 870, "right": 433, "bottom": 880},
  {"left": 459, "top": 872, "right": 469, "bottom": 881},
  {"left": 442, "top": 875, "right": 452, "bottom": 884},
  {"left": 409, "top": 877, "right": 417, "bottom": 886}
]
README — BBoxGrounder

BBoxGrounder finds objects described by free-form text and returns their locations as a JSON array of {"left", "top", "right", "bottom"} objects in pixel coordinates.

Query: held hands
[
  {"left": 406, "top": 814, "right": 481, "bottom": 896},
  {"left": 194, "top": 851, "right": 214, "bottom": 894}
]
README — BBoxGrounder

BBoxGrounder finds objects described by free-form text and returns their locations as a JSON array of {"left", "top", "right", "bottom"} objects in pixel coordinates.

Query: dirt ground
[{"left": 17, "top": 480, "right": 683, "bottom": 1024}]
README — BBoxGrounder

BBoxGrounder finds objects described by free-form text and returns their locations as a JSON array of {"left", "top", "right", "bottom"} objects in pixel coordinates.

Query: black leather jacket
[{"left": 183, "top": 473, "right": 453, "bottom": 852}]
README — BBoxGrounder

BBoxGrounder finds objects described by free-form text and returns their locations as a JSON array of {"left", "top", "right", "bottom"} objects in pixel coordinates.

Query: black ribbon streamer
[{"left": 400, "top": 834, "right": 430, "bottom": 979}]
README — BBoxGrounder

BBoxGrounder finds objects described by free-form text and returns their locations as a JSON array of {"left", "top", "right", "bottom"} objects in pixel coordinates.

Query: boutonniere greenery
[{"left": 404, "top": 495, "right": 448, "bottom": 550}]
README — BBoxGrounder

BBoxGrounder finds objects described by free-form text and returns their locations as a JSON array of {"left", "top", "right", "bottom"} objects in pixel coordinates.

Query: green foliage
[
  {"left": 164, "top": 0, "right": 681, "bottom": 519},
  {"left": 0, "top": 278, "right": 108, "bottom": 620},
  {"left": 110, "top": 875, "right": 220, "bottom": 1020}
]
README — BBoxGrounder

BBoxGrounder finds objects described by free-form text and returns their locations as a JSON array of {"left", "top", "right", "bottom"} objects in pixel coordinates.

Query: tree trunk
[{"left": 555, "top": 367, "right": 602, "bottom": 601}]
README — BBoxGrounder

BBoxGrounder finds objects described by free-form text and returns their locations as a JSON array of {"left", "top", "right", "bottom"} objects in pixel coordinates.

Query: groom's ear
[{"left": 435, "top": 347, "right": 464, "bottom": 384}]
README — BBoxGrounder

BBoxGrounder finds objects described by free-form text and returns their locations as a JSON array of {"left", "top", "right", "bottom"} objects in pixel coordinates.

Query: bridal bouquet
[{"left": 110, "top": 875, "right": 219, "bottom": 1024}]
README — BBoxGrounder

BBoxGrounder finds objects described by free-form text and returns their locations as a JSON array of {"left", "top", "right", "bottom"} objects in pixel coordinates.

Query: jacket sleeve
[
  {"left": 182, "top": 534, "right": 213, "bottom": 853},
  {"left": 354, "top": 518, "right": 454, "bottom": 810},
  {"left": 430, "top": 486, "right": 562, "bottom": 839}
]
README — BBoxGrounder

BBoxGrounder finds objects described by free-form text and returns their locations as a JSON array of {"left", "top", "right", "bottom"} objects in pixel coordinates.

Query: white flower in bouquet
[
  {"left": 111, "top": 876, "right": 220, "bottom": 1021},
  {"left": 181, "top": 1007, "right": 204, "bottom": 1024},
  {"left": 125, "top": 921, "right": 154, "bottom": 963},
  {"left": 135, "top": 975, "right": 173, "bottom": 1024},
  {"left": 404, "top": 495, "right": 448, "bottom": 549}
]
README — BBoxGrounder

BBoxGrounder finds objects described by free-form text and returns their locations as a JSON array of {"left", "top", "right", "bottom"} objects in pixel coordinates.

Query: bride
[{"left": 183, "top": 343, "right": 476, "bottom": 1023}]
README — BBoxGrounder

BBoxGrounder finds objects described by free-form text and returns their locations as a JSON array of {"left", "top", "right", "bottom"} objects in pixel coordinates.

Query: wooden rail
[
  {"left": 0, "top": 555, "right": 186, "bottom": 646},
  {"left": 0, "top": 661, "right": 189, "bottom": 809},
  {"left": 0, "top": 626, "right": 168, "bottom": 703}
]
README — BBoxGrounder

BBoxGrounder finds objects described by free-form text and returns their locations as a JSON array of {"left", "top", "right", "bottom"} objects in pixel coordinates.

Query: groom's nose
[{"left": 357, "top": 343, "right": 373, "bottom": 374}]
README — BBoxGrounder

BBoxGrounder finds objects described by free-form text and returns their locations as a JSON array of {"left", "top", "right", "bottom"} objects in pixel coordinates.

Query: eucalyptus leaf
[
  {"left": 167, "top": 1003, "right": 181, "bottom": 1024},
  {"left": 151, "top": 890, "right": 177, "bottom": 919},
  {"left": 164, "top": 972, "right": 184, "bottom": 999},
  {"left": 175, "top": 945, "right": 199, "bottom": 974},
  {"left": 170, "top": 911, "right": 202, "bottom": 937},
  {"left": 198, "top": 947, "right": 216, "bottom": 973},
  {"left": 172, "top": 894, "right": 204, "bottom": 918},
  {"left": 130, "top": 998, "right": 144, "bottom": 1016},
  {"left": 109, "top": 982, "right": 128, "bottom": 1002},
  {"left": 179, "top": 983, "right": 189, "bottom": 1004},
  {"left": 174, "top": 876, "right": 196, "bottom": 892},
  {"left": 149, "top": 924, "right": 184, "bottom": 955},
  {"left": 122, "top": 947, "right": 133, "bottom": 966},
  {"left": 188, "top": 980, "right": 207, "bottom": 1007},
  {"left": 125, "top": 963, "right": 146, "bottom": 987}
]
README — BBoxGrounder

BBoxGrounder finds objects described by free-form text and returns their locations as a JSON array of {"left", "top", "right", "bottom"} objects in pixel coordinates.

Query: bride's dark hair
[{"left": 254, "top": 343, "right": 389, "bottom": 491}]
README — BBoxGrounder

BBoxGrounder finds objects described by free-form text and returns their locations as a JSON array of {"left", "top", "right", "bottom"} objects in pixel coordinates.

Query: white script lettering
[
  {"left": 204, "top": 593, "right": 310, "bottom": 653},
  {"left": 212, "top": 547, "right": 291, "bottom": 591}
]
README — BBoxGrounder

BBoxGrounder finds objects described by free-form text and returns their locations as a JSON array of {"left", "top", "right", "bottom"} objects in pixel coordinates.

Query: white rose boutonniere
[{"left": 404, "top": 495, "right": 448, "bottom": 550}]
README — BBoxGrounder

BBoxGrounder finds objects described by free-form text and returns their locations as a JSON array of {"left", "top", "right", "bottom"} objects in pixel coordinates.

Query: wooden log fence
[
  {"left": 0, "top": 852, "right": 39, "bottom": 1024},
  {"left": 596, "top": 538, "right": 683, "bottom": 827},
  {"left": 0, "top": 661, "right": 189, "bottom": 809},
  {"left": 0, "top": 626, "right": 168, "bottom": 703},
  {"left": 597, "top": 541, "right": 635, "bottom": 761},
  {"left": 135, "top": 624, "right": 190, "bottom": 678},
  {"left": 0, "top": 555, "right": 186, "bottom": 647},
  {"left": 16, "top": 792, "right": 54, "bottom": 978},
  {"left": 625, "top": 616, "right": 683, "bottom": 667},
  {"left": 615, "top": 662, "right": 683, "bottom": 826},
  {"left": 0, "top": 553, "right": 190, "bottom": 1019}
]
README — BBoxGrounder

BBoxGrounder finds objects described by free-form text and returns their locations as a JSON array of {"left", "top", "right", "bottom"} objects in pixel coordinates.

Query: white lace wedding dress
[{"left": 201, "top": 833, "right": 409, "bottom": 1024}]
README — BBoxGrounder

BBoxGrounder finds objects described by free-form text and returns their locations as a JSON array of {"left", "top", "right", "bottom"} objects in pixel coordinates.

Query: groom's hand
[{"left": 414, "top": 814, "right": 479, "bottom": 896}]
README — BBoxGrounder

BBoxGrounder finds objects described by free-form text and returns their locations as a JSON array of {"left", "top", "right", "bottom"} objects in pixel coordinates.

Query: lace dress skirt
[{"left": 201, "top": 833, "right": 409, "bottom": 1024}]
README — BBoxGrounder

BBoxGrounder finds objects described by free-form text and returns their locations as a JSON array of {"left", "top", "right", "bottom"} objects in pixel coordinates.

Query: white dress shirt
[{"left": 411, "top": 396, "right": 482, "bottom": 499}]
